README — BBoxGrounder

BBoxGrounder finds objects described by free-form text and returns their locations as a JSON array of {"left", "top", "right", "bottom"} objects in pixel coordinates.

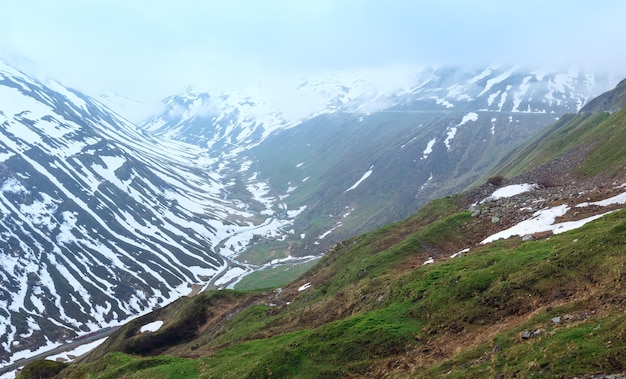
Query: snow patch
[
  {"left": 487, "top": 91, "right": 500, "bottom": 107},
  {"left": 419, "top": 172, "right": 434, "bottom": 192},
  {"left": 422, "top": 138, "right": 436, "bottom": 159},
  {"left": 444, "top": 127, "right": 457, "bottom": 150},
  {"left": 512, "top": 76, "right": 533, "bottom": 112},
  {"left": 214, "top": 267, "right": 247, "bottom": 287},
  {"left": 478, "top": 66, "right": 518, "bottom": 97},
  {"left": 140, "top": 320, "right": 164, "bottom": 333},
  {"left": 498, "top": 86, "right": 512, "bottom": 111},
  {"left": 298, "top": 282, "right": 312, "bottom": 292},
  {"left": 46, "top": 337, "right": 108, "bottom": 362},
  {"left": 56, "top": 211, "right": 79, "bottom": 244},
  {"left": 431, "top": 96, "right": 454, "bottom": 108},
  {"left": 451, "top": 248, "right": 470, "bottom": 258},
  {"left": 481, "top": 184, "right": 538, "bottom": 203},
  {"left": 287, "top": 205, "right": 307, "bottom": 218},
  {"left": 481, "top": 205, "right": 612, "bottom": 244},
  {"left": 345, "top": 166, "right": 373, "bottom": 192},
  {"left": 458, "top": 112, "right": 478, "bottom": 126},
  {"left": 1, "top": 177, "right": 27, "bottom": 194},
  {"left": 576, "top": 191, "right": 626, "bottom": 208},
  {"left": 318, "top": 229, "right": 334, "bottom": 239},
  {"left": 468, "top": 67, "right": 493, "bottom": 84}
]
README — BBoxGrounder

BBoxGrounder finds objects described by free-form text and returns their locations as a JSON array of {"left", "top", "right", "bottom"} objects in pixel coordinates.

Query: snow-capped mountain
[
  {"left": 292, "top": 74, "right": 406, "bottom": 116},
  {"left": 0, "top": 62, "right": 305, "bottom": 364},
  {"left": 142, "top": 66, "right": 607, "bottom": 154},
  {"left": 139, "top": 74, "right": 409, "bottom": 153},
  {"left": 393, "top": 65, "right": 600, "bottom": 113},
  {"left": 141, "top": 86, "right": 290, "bottom": 153}
]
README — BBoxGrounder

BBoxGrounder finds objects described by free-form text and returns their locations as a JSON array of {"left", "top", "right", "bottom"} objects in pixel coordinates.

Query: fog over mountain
[{"left": 2, "top": 2, "right": 626, "bottom": 122}]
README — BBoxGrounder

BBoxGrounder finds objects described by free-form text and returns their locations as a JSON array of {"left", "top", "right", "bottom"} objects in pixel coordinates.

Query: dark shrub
[
  {"left": 19, "top": 359, "right": 68, "bottom": 379},
  {"left": 487, "top": 175, "right": 505, "bottom": 186}
]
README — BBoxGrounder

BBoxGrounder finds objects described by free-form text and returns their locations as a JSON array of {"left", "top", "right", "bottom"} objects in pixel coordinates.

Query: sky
[{"left": 2, "top": 0, "right": 626, "bottom": 121}]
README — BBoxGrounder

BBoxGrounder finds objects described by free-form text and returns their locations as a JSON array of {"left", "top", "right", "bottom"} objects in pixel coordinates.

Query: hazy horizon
[{"left": 2, "top": 1, "right": 626, "bottom": 121}]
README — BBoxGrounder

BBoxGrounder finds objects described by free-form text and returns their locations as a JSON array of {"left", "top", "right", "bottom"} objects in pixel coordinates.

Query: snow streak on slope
[
  {"left": 422, "top": 138, "right": 436, "bottom": 159},
  {"left": 477, "top": 66, "right": 518, "bottom": 97},
  {"left": 345, "top": 166, "right": 374, "bottom": 193}
]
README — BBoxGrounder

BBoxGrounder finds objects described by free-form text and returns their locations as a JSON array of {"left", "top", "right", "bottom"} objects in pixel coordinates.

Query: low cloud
[{"left": 1, "top": 1, "right": 625, "bottom": 113}]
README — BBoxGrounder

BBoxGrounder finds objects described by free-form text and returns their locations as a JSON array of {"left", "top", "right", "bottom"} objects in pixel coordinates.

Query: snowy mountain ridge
[
  {"left": 139, "top": 72, "right": 416, "bottom": 152},
  {"left": 144, "top": 65, "right": 609, "bottom": 154}
]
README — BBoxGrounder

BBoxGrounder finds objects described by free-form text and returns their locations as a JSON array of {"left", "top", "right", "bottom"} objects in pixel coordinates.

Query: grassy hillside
[
  {"left": 22, "top": 87, "right": 626, "bottom": 378},
  {"left": 36, "top": 192, "right": 625, "bottom": 378}
]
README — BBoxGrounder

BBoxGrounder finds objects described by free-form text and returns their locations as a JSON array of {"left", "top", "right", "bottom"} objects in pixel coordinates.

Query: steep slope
[
  {"left": 242, "top": 66, "right": 610, "bottom": 260},
  {"left": 50, "top": 82, "right": 626, "bottom": 378},
  {"left": 579, "top": 77, "right": 626, "bottom": 113},
  {"left": 0, "top": 63, "right": 307, "bottom": 365},
  {"left": 54, "top": 195, "right": 626, "bottom": 378},
  {"left": 493, "top": 97, "right": 626, "bottom": 181}
]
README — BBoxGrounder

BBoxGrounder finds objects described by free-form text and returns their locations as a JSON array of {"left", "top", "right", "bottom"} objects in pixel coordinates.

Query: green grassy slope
[
  {"left": 46, "top": 195, "right": 625, "bottom": 378},
  {"left": 24, "top": 85, "right": 626, "bottom": 379}
]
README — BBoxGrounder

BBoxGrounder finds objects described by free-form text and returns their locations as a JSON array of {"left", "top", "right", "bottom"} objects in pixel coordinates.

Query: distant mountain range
[
  {"left": 141, "top": 66, "right": 604, "bottom": 151},
  {"left": 0, "top": 61, "right": 616, "bottom": 364}
]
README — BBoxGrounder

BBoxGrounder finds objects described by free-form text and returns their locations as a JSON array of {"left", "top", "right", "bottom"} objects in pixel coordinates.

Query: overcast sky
[{"left": 2, "top": 1, "right": 626, "bottom": 120}]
